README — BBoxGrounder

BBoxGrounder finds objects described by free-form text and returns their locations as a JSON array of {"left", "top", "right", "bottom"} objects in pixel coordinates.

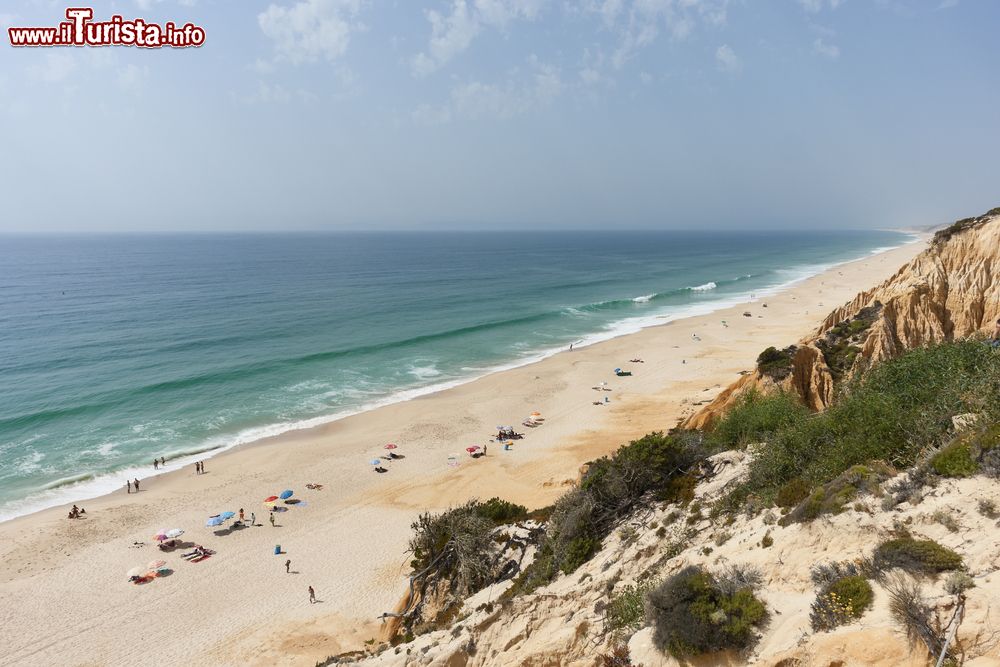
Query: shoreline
[
  {"left": 0, "top": 237, "right": 928, "bottom": 667},
  {"left": 0, "top": 234, "right": 921, "bottom": 525}
]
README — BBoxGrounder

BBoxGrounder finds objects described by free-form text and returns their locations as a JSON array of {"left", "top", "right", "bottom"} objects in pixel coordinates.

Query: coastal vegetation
[
  {"left": 717, "top": 340, "right": 1000, "bottom": 514},
  {"left": 382, "top": 341, "right": 999, "bottom": 661},
  {"left": 755, "top": 345, "right": 796, "bottom": 381},
  {"left": 646, "top": 564, "right": 767, "bottom": 658}
]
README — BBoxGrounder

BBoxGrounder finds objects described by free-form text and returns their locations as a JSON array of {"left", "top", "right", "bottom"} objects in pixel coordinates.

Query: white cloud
[
  {"left": 414, "top": 56, "right": 563, "bottom": 122},
  {"left": 118, "top": 63, "right": 149, "bottom": 92},
  {"left": 715, "top": 44, "right": 741, "bottom": 72},
  {"left": 813, "top": 37, "right": 840, "bottom": 59},
  {"left": 29, "top": 52, "right": 78, "bottom": 83},
  {"left": 587, "top": 0, "right": 729, "bottom": 70},
  {"left": 797, "top": 0, "right": 844, "bottom": 12},
  {"left": 412, "top": 103, "right": 453, "bottom": 125},
  {"left": 411, "top": 0, "right": 481, "bottom": 76},
  {"left": 411, "top": 0, "right": 546, "bottom": 77},
  {"left": 237, "top": 80, "right": 320, "bottom": 105},
  {"left": 258, "top": 0, "right": 363, "bottom": 65},
  {"left": 135, "top": 0, "right": 198, "bottom": 8}
]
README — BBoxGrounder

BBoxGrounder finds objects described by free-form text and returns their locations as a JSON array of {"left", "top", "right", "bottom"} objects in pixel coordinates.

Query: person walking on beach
[
  {"left": 126, "top": 480, "right": 132, "bottom": 494},
  {"left": 269, "top": 512, "right": 276, "bottom": 527},
  {"left": 160, "top": 456, "right": 165, "bottom": 467},
  {"left": 250, "top": 511, "right": 256, "bottom": 526},
  {"left": 239, "top": 508, "right": 245, "bottom": 523},
  {"left": 482, "top": 443, "right": 487, "bottom": 456},
  {"left": 153, "top": 459, "right": 159, "bottom": 470},
  {"left": 308, "top": 586, "right": 316, "bottom": 604},
  {"left": 285, "top": 559, "right": 291, "bottom": 573},
  {"left": 133, "top": 478, "right": 140, "bottom": 492}
]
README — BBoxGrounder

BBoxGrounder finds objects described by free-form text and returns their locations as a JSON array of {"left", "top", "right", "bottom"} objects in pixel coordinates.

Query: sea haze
[{"left": 0, "top": 229, "right": 910, "bottom": 520}]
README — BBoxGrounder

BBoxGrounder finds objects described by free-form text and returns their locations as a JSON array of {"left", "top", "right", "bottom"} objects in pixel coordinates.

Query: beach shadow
[{"left": 284, "top": 499, "right": 302, "bottom": 505}]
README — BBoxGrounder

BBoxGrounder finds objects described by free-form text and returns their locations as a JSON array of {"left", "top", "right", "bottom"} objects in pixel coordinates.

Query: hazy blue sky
[{"left": 1, "top": 0, "right": 997, "bottom": 232}]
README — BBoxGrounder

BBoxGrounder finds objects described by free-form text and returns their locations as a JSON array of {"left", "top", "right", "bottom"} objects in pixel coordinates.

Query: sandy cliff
[
  {"left": 684, "top": 209, "right": 1000, "bottom": 430},
  {"left": 346, "top": 452, "right": 1000, "bottom": 667}
]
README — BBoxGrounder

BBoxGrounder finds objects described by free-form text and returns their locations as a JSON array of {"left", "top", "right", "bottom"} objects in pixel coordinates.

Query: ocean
[{"left": 0, "top": 230, "right": 911, "bottom": 521}]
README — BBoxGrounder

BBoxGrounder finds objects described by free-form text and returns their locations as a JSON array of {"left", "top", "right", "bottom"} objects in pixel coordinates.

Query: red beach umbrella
[
  {"left": 465, "top": 446, "right": 480, "bottom": 453},
  {"left": 384, "top": 444, "right": 398, "bottom": 450},
  {"left": 264, "top": 495, "right": 279, "bottom": 503}
]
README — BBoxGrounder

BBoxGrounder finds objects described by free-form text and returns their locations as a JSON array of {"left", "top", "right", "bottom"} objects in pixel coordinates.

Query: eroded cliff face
[{"left": 684, "top": 211, "right": 1000, "bottom": 430}]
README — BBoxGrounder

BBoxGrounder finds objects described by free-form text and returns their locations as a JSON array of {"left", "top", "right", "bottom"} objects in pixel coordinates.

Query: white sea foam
[
  {"left": 632, "top": 294, "right": 655, "bottom": 303},
  {"left": 690, "top": 282, "right": 717, "bottom": 292},
  {"left": 0, "top": 236, "right": 922, "bottom": 524},
  {"left": 408, "top": 364, "right": 443, "bottom": 380}
]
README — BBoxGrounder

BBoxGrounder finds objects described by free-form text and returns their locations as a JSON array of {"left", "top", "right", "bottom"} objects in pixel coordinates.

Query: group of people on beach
[
  {"left": 67, "top": 504, "right": 86, "bottom": 519},
  {"left": 152, "top": 457, "right": 165, "bottom": 470},
  {"left": 125, "top": 478, "right": 141, "bottom": 493}
]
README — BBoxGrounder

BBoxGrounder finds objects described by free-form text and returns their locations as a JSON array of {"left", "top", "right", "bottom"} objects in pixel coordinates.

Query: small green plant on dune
[
  {"left": 707, "top": 391, "right": 810, "bottom": 451},
  {"left": 873, "top": 535, "right": 963, "bottom": 575},
  {"left": 755, "top": 346, "right": 797, "bottom": 381},
  {"left": 810, "top": 575, "right": 874, "bottom": 631},
  {"left": 930, "top": 440, "right": 979, "bottom": 478},
  {"left": 606, "top": 580, "right": 657, "bottom": 635},
  {"left": 646, "top": 565, "right": 767, "bottom": 658}
]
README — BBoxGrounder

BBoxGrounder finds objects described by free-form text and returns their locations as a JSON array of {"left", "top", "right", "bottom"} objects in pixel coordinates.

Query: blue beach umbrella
[
  {"left": 279, "top": 490, "right": 293, "bottom": 500},
  {"left": 206, "top": 516, "right": 224, "bottom": 527},
  {"left": 219, "top": 511, "right": 235, "bottom": 520},
  {"left": 370, "top": 459, "right": 381, "bottom": 466}
]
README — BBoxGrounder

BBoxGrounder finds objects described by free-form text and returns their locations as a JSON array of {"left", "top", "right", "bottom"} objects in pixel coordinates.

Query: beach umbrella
[
  {"left": 370, "top": 458, "right": 382, "bottom": 466},
  {"left": 219, "top": 511, "right": 236, "bottom": 520},
  {"left": 264, "top": 495, "right": 279, "bottom": 503},
  {"left": 614, "top": 368, "right": 621, "bottom": 373},
  {"left": 206, "top": 516, "right": 224, "bottom": 527},
  {"left": 530, "top": 411, "right": 541, "bottom": 416},
  {"left": 279, "top": 490, "right": 293, "bottom": 500},
  {"left": 466, "top": 446, "right": 480, "bottom": 453},
  {"left": 384, "top": 444, "right": 398, "bottom": 450},
  {"left": 153, "top": 530, "right": 169, "bottom": 542},
  {"left": 147, "top": 560, "right": 167, "bottom": 570},
  {"left": 165, "top": 528, "right": 184, "bottom": 539},
  {"left": 127, "top": 566, "right": 146, "bottom": 578}
]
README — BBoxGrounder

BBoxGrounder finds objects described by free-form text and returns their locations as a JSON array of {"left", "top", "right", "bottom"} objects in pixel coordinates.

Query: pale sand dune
[{"left": 0, "top": 240, "right": 925, "bottom": 667}]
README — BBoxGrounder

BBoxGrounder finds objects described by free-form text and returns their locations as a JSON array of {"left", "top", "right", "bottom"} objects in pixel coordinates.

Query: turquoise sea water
[{"left": 0, "top": 230, "right": 911, "bottom": 520}]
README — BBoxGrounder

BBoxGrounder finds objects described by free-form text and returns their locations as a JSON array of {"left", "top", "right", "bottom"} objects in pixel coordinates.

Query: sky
[{"left": 0, "top": 0, "right": 997, "bottom": 232}]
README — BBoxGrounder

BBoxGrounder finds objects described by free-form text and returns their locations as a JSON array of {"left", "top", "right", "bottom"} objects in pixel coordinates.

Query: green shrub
[
  {"left": 708, "top": 391, "right": 810, "bottom": 451},
  {"left": 873, "top": 536, "right": 963, "bottom": 575},
  {"left": 606, "top": 581, "right": 656, "bottom": 634},
  {"left": 646, "top": 565, "right": 767, "bottom": 658},
  {"left": 756, "top": 346, "right": 796, "bottom": 381},
  {"left": 724, "top": 341, "right": 1000, "bottom": 510},
  {"left": 930, "top": 441, "right": 979, "bottom": 477},
  {"left": 408, "top": 501, "right": 501, "bottom": 598},
  {"left": 775, "top": 478, "right": 810, "bottom": 508},
  {"left": 810, "top": 575, "right": 874, "bottom": 631},
  {"left": 475, "top": 497, "right": 528, "bottom": 524},
  {"left": 781, "top": 463, "right": 892, "bottom": 525}
]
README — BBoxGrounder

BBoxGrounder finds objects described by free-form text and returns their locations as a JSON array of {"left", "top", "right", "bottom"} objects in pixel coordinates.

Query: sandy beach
[{"left": 0, "top": 239, "right": 926, "bottom": 667}]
